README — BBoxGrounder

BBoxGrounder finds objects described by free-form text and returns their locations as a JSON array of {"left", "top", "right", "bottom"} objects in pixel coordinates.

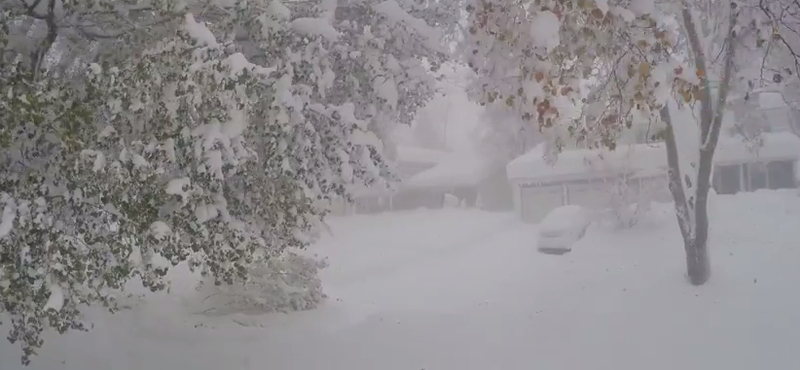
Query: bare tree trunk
[
  {"left": 688, "top": 148, "right": 713, "bottom": 284},
  {"left": 684, "top": 233, "right": 711, "bottom": 284}
]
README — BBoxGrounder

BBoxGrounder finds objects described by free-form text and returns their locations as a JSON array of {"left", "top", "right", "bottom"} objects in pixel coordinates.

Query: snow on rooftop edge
[
  {"left": 506, "top": 142, "right": 668, "bottom": 181},
  {"left": 507, "top": 132, "right": 800, "bottom": 180},
  {"left": 405, "top": 154, "right": 496, "bottom": 189}
]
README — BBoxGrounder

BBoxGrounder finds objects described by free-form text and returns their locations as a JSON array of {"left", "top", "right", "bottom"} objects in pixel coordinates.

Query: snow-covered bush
[
  {"left": 600, "top": 174, "right": 656, "bottom": 230},
  {"left": 193, "top": 251, "right": 329, "bottom": 316},
  {"left": 582, "top": 149, "right": 660, "bottom": 230}
]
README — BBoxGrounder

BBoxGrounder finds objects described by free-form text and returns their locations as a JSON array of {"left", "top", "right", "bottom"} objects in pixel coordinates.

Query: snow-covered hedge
[
  {"left": 192, "top": 251, "right": 329, "bottom": 316},
  {"left": 602, "top": 174, "right": 657, "bottom": 230}
]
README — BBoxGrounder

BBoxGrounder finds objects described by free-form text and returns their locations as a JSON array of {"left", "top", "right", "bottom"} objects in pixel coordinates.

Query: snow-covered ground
[{"left": 3, "top": 191, "right": 800, "bottom": 370}]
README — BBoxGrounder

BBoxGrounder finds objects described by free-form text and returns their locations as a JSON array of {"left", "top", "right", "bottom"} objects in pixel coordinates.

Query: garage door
[
  {"left": 566, "top": 182, "right": 610, "bottom": 210},
  {"left": 520, "top": 186, "right": 564, "bottom": 223}
]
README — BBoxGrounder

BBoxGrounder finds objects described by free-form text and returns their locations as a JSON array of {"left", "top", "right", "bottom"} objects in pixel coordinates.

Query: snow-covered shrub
[
  {"left": 193, "top": 251, "right": 329, "bottom": 316},
  {"left": 601, "top": 174, "right": 657, "bottom": 230},
  {"left": 582, "top": 150, "right": 659, "bottom": 230}
]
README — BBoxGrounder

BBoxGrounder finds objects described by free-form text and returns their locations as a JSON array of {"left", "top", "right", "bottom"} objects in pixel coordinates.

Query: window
[
  {"left": 714, "top": 165, "right": 741, "bottom": 195},
  {"left": 768, "top": 160, "right": 796, "bottom": 189},
  {"left": 748, "top": 162, "right": 768, "bottom": 191}
]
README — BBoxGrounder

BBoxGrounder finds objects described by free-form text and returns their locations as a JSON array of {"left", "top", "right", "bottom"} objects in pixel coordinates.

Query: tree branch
[{"left": 681, "top": 1, "right": 714, "bottom": 143}]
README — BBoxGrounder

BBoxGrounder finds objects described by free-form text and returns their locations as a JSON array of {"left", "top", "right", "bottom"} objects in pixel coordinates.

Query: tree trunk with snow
[
  {"left": 661, "top": 107, "right": 712, "bottom": 285},
  {"left": 660, "top": 4, "right": 738, "bottom": 285}
]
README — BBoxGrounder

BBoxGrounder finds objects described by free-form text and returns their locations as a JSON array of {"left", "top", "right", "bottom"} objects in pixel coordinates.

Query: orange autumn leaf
[
  {"left": 695, "top": 69, "right": 705, "bottom": 78},
  {"left": 639, "top": 62, "right": 652, "bottom": 77}
]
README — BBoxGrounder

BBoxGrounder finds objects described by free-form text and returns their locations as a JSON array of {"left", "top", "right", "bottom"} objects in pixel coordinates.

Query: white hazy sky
[{"left": 393, "top": 62, "right": 484, "bottom": 153}]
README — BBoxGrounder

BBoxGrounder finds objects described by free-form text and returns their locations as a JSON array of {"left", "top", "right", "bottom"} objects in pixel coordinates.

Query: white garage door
[
  {"left": 520, "top": 186, "right": 564, "bottom": 223},
  {"left": 567, "top": 183, "right": 610, "bottom": 211}
]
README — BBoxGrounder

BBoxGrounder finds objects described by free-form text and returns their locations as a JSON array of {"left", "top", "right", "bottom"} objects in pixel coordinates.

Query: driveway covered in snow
[{"left": 3, "top": 192, "right": 800, "bottom": 370}]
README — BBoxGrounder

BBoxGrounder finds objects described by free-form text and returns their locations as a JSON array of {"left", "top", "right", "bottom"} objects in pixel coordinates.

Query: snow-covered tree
[
  {"left": 1, "top": 0, "right": 448, "bottom": 364},
  {"left": 464, "top": 0, "right": 791, "bottom": 285},
  {"left": 409, "top": 62, "right": 481, "bottom": 151},
  {"left": 412, "top": 97, "right": 449, "bottom": 149},
  {"left": 582, "top": 148, "right": 661, "bottom": 229},
  {"left": 473, "top": 102, "right": 544, "bottom": 162},
  {"left": 318, "top": 0, "right": 451, "bottom": 161}
]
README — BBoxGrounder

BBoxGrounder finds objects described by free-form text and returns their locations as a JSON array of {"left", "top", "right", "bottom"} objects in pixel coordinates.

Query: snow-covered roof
[
  {"left": 716, "top": 132, "right": 800, "bottom": 164},
  {"left": 506, "top": 143, "right": 668, "bottom": 181},
  {"left": 350, "top": 181, "right": 395, "bottom": 198},
  {"left": 404, "top": 154, "right": 496, "bottom": 189},
  {"left": 395, "top": 145, "right": 449, "bottom": 165},
  {"left": 507, "top": 133, "right": 800, "bottom": 181}
]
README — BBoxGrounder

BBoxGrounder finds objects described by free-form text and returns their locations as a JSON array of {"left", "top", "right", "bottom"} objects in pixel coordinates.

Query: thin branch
[{"left": 681, "top": 0, "right": 714, "bottom": 142}]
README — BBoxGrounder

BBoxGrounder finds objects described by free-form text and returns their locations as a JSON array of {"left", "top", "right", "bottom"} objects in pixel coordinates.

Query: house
[
  {"left": 711, "top": 90, "right": 800, "bottom": 194},
  {"left": 506, "top": 142, "right": 673, "bottom": 223},
  {"left": 507, "top": 93, "right": 800, "bottom": 223},
  {"left": 393, "top": 145, "right": 449, "bottom": 178},
  {"left": 402, "top": 153, "right": 513, "bottom": 211},
  {"left": 327, "top": 145, "right": 450, "bottom": 215}
]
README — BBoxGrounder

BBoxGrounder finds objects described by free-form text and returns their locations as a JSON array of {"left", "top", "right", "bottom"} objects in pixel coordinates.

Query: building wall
[
  {"left": 713, "top": 159, "right": 797, "bottom": 194},
  {"left": 511, "top": 158, "right": 799, "bottom": 224},
  {"left": 512, "top": 173, "right": 670, "bottom": 224}
]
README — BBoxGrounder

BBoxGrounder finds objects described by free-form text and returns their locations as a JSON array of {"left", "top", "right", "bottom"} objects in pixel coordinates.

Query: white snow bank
[
  {"left": 5, "top": 192, "right": 800, "bottom": 369},
  {"left": 404, "top": 154, "right": 496, "bottom": 189}
]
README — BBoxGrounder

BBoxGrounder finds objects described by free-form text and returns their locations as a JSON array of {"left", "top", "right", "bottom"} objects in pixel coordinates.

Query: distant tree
[{"left": 472, "top": 103, "right": 544, "bottom": 162}]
